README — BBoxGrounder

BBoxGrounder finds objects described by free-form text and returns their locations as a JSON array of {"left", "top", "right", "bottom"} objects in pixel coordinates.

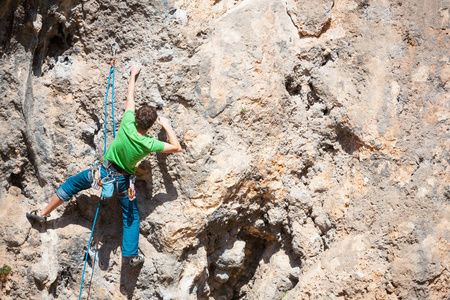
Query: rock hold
[
  {"left": 286, "top": 0, "right": 334, "bottom": 36},
  {"left": 214, "top": 240, "right": 246, "bottom": 270}
]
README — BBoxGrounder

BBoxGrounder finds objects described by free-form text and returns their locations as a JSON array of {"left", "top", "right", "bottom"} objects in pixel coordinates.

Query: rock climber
[{"left": 26, "top": 62, "right": 182, "bottom": 267}]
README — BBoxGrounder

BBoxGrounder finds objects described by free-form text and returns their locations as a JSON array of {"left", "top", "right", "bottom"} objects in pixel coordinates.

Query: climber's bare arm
[
  {"left": 158, "top": 117, "right": 182, "bottom": 153},
  {"left": 125, "top": 63, "right": 141, "bottom": 112}
]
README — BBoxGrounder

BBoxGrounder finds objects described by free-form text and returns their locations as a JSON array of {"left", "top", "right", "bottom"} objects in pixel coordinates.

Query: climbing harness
[{"left": 79, "top": 42, "right": 118, "bottom": 300}]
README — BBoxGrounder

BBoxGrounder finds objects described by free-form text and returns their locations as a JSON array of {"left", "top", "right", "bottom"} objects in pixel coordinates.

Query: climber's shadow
[
  {"left": 27, "top": 219, "right": 50, "bottom": 234},
  {"left": 31, "top": 194, "right": 123, "bottom": 298},
  {"left": 119, "top": 258, "right": 143, "bottom": 299},
  {"left": 44, "top": 194, "right": 109, "bottom": 231},
  {"left": 89, "top": 195, "right": 123, "bottom": 271},
  {"left": 42, "top": 193, "right": 123, "bottom": 271},
  {"left": 133, "top": 129, "right": 180, "bottom": 230},
  {"left": 155, "top": 150, "right": 179, "bottom": 201}
]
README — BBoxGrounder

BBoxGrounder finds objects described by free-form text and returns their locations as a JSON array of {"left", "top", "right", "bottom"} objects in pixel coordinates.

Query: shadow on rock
[
  {"left": 120, "top": 258, "right": 144, "bottom": 299},
  {"left": 156, "top": 151, "right": 179, "bottom": 201}
]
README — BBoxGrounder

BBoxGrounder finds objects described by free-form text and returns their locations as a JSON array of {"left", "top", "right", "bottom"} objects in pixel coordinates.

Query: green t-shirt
[{"left": 103, "top": 110, "right": 165, "bottom": 174}]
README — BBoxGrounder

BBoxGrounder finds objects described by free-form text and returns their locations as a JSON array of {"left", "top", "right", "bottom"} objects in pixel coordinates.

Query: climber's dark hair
[{"left": 135, "top": 105, "right": 158, "bottom": 130}]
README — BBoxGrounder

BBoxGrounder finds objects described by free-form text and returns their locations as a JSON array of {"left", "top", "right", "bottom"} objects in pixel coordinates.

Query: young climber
[{"left": 26, "top": 62, "right": 182, "bottom": 266}]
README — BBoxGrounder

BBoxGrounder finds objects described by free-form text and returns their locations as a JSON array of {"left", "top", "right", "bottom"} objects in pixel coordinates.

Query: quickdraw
[
  {"left": 110, "top": 41, "right": 117, "bottom": 67},
  {"left": 89, "top": 160, "right": 103, "bottom": 189},
  {"left": 128, "top": 175, "right": 136, "bottom": 201}
]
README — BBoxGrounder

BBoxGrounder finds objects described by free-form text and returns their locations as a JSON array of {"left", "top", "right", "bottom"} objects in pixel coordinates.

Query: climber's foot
[
  {"left": 130, "top": 255, "right": 145, "bottom": 267},
  {"left": 26, "top": 210, "right": 47, "bottom": 223}
]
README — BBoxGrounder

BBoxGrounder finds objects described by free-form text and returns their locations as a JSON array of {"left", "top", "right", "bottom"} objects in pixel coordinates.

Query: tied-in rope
[{"left": 79, "top": 42, "right": 118, "bottom": 300}]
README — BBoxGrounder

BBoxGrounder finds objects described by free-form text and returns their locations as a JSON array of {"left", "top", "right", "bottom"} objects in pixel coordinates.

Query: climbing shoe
[
  {"left": 130, "top": 255, "right": 145, "bottom": 267},
  {"left": 26, "top": 210, "right": 47, "bottom": 223}
]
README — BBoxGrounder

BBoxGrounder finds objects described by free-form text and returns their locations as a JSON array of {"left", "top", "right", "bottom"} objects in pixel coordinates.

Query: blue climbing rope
[
  {"left": 78, "top": 197, "right": 102, "bottom": 300},
  {"left": 111, "top": 60, "right": 116, "bottom": 138},
  {"left": 103, "top": 66, "right": 113, "bottom": 153},
  {"left": 79, "top": 42, "right": 118, "bottom": 300}
]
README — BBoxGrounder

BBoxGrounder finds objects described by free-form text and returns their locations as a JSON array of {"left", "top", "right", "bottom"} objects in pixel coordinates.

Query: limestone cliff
[{"left": 0, "top": 0, "right": 449, "bottom": 299}]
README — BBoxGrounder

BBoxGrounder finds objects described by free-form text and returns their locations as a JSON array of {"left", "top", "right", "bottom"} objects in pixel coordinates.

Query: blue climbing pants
[{"left": 56, "top": 165, "right": 139, "bottom": 257}]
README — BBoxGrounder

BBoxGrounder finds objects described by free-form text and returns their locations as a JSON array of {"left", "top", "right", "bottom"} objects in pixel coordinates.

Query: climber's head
[{"left": 135, "top": 105, "right": 158, "bottom": 130}]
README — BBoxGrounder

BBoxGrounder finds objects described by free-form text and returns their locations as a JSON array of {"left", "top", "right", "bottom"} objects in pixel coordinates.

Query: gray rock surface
[{"left": 1, "top": 0, "right": 449, "bottom": 299}]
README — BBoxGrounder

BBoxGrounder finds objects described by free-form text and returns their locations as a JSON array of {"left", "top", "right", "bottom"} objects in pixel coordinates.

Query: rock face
[{"left": 1, "top": 0, "right": 449, "bottom": 299}]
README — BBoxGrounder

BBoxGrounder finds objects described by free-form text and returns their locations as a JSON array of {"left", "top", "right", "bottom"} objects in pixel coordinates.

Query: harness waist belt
[{"left": 103, "top": 159, "right": 129, "bottom": 175}]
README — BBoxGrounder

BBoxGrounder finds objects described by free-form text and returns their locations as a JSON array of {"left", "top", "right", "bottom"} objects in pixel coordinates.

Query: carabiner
[
  {"left": 128, "top": 174, "right": 136, "bottom": 201},
  {"left": 111, "top": 42, "right": 118, "bottom": 58},
  {"left": 128, "top": 188, "right": 136, "bottom": 200}
]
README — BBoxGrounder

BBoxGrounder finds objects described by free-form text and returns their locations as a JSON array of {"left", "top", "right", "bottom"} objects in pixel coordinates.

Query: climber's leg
[
  {"left": 27, "top": 169, "right": 92, "bottom": 221},
  {"left": 116, "top": 175, "right": 140, "bottom": 259},
  {"left": 55, "top": 168, "right": 92, "bottom": 202},
  {"left": 39, "top": 193, "right": 64, "bottom": 217},
  {"left": 118, "top": 193, "right": 140, "bottom": 258}
]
